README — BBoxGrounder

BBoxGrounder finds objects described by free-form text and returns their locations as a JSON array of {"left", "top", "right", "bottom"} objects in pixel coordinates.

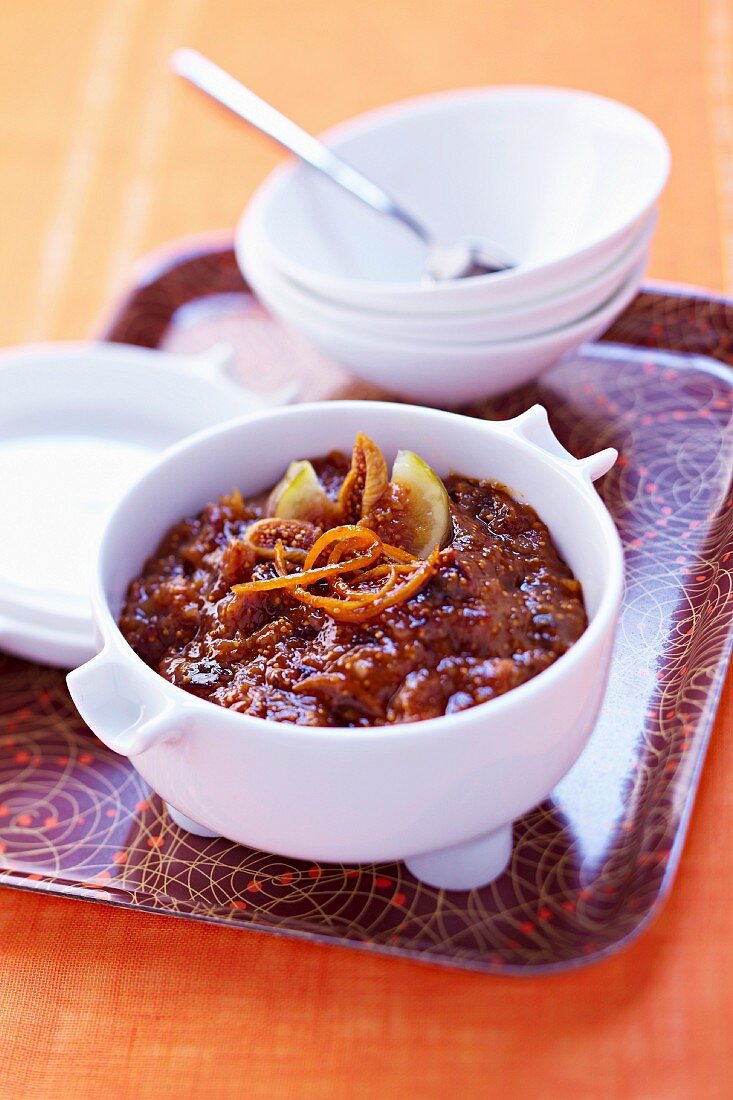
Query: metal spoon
[{"left": 171, "top": 48, "right": 514, "bottom": 281}]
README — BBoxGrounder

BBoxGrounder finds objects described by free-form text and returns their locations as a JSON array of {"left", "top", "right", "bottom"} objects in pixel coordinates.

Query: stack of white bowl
[{"left": 237, "top": 88, "right": 669, "bottom": 405}]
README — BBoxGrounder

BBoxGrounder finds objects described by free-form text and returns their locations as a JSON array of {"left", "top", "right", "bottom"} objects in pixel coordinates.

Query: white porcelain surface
[
  {"left": 242, "top": 214, "right": 653, "bottom": 345},
  {"left": 239, "top": 86, "right": 669, "bottom": 312},
  {"left": 0, "top": 341, "right": 296, "bottom": 668},
  {"left": 67, "top": 401, "right": 623, "bottom": 889},
  {"left": 249, "top": 256, "right": 647, "bottom": 405}
]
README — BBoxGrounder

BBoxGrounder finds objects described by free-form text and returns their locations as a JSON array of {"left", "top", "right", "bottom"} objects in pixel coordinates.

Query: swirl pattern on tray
[{"left": 0, "top": 250, "right": 732, "bottom": 974}]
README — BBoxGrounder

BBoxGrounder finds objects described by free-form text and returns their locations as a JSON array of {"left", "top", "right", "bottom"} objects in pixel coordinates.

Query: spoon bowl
[{"left": 423, "top": 240, "right": 516, "bottom": 281}]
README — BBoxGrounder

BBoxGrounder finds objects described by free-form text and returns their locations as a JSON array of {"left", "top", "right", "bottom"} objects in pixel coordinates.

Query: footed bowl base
[
  {"left": 166, "top": 802, "right": 221, "bottom": 839},
  {"left": 404, "top": 824, "right": 513, "bottom": 890},
  {"left": 165, "top": 801, "right": 513, "bottom": 891}
]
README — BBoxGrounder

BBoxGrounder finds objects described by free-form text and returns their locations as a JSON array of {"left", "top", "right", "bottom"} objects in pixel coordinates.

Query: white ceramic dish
[
  {"left": 241, "top": 214, "right": 653, "bottom": 345},
  {"left": 67, "top": 401, "right": 623, "bottom": 890},
  {"left": 0, "top": 341, "right": 296, "bottom": 667},
  {"left": 246, "top": 255, "right": 647, "bottom": 404},
  {"left": 239, "top": 86, "right": 669, "bottom": 312}
]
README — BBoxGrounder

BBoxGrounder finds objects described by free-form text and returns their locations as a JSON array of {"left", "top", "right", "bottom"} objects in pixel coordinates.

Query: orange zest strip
[
  {"left": 339, "top": 562, "right": 396, "bottom": 584},
  {"left": 381, "top": 542, "right": 420, "bottom": 564},
  {"left": 336, "top": 555, "right": 438, "bottom": 622},
  {"left": 231, "top": 552, "right": 378, "bottom": 594},
  {"left": 290, "top": 586, "right": 380, "bottom": 614},
  {"left": 273, "top": 541, "right": 290, "bottom": 577},
  {"left": 292, "top": 552, "right": 439, "bottom": 623},
  {"left": 328, "top": 538, "right": 368, "bottom": 565},
  {"left": 303, "top": 525, "right": 379, "bottom": 570},
  {"left": 333, "top": 564, "right": 398, "bottom": 599},
  {"left": 233, "top": 526, "right": 381, "bottom": 595},
  {"left": 327, "top": 535, "right": 418, "bottom": 569},
  {"left": 231, "top": 520, "right": 439, "bottom": 622}
]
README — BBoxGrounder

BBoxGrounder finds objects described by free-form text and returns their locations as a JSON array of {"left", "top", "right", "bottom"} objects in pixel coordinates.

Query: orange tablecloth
[{"left": 1, "top": 2, "right": 732, "bottom": 1095}]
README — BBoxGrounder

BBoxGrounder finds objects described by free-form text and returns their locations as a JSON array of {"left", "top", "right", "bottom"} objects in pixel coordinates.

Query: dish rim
[{"left": 244, "top": 245, "right": 648, "bottom": 353}]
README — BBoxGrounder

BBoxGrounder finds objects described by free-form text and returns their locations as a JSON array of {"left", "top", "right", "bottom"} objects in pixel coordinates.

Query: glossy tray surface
[{"left": 1, "top": 243, "right": 732, "bottom": 973}]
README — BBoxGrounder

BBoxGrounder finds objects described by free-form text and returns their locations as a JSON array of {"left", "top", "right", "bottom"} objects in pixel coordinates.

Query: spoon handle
[{"left": 171, "top": 48, "right": 430, "bottom": 245}]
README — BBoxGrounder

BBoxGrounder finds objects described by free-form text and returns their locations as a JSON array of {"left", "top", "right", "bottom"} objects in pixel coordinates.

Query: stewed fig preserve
[{"left": 119, "top": 433, "right": 586, "bottom": 726}]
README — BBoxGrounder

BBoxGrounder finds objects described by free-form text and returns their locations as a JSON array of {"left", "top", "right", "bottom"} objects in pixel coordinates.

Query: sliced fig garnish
[
  {"left": 389, "top": 450, "right": 452, "bottom": 558},
  {"left": 244, "top": 517, "right": 321, "bottom": 563},
  {"left": 338, "top": 432, "right": 388, "bottom": 522},
  {"left": 267, "top": 460, "right": 337, "bottom": 525},
  {"left": 263, "top": 436, "right": 449, "bottom": 567}
]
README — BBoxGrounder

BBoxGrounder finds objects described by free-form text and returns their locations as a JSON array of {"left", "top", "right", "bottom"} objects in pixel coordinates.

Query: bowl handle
[
  {"left": 66, "top": 649, "right": 185, "bottom": 757},
  {"left": 505, "top": 404, "right": 617, "bottom": 482}
]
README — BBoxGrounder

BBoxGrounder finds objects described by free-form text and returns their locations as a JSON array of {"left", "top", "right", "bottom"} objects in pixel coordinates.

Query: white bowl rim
[
  {"left": 245, "top": 245, "right": 647, "bottom": 354},
  {"left": 256, "top": 211, "right": 656, "bottom": 328},
  {"left": 91, "top": 400, "right": 625, "bottom": 747},
  {"left": 242, "top": 84, "right": 670, "bottom": 298}
]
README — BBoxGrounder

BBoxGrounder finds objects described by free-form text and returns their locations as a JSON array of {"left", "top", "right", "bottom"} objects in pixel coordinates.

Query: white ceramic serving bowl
[
  {"left": 238, "top": 86, "right": 669, "bottom": 314},
  {"left": 244, "top": 254, "right": 647, "bottom": 405},
  {"left": 241, "top": 213, "right": 654, "bottom": 346},
  {"left": 67, "top": 401, "right": 623, "bottom": 891}
]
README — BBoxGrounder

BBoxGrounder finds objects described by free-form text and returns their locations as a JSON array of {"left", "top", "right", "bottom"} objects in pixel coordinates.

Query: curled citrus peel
[
  {"left": 332, "top": 563, "right": 399, "bottom": 600},
  {"left": 302, "top": 525, "right": 380, "bottom": 570},
  {"left": 232, "top": 523, "right": 439, "bottom": 623}
]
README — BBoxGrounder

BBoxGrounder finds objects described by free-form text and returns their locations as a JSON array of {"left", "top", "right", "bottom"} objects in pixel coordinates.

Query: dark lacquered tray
[{"left": 1, "top": 240, "right": 732, "bottom": 974}]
